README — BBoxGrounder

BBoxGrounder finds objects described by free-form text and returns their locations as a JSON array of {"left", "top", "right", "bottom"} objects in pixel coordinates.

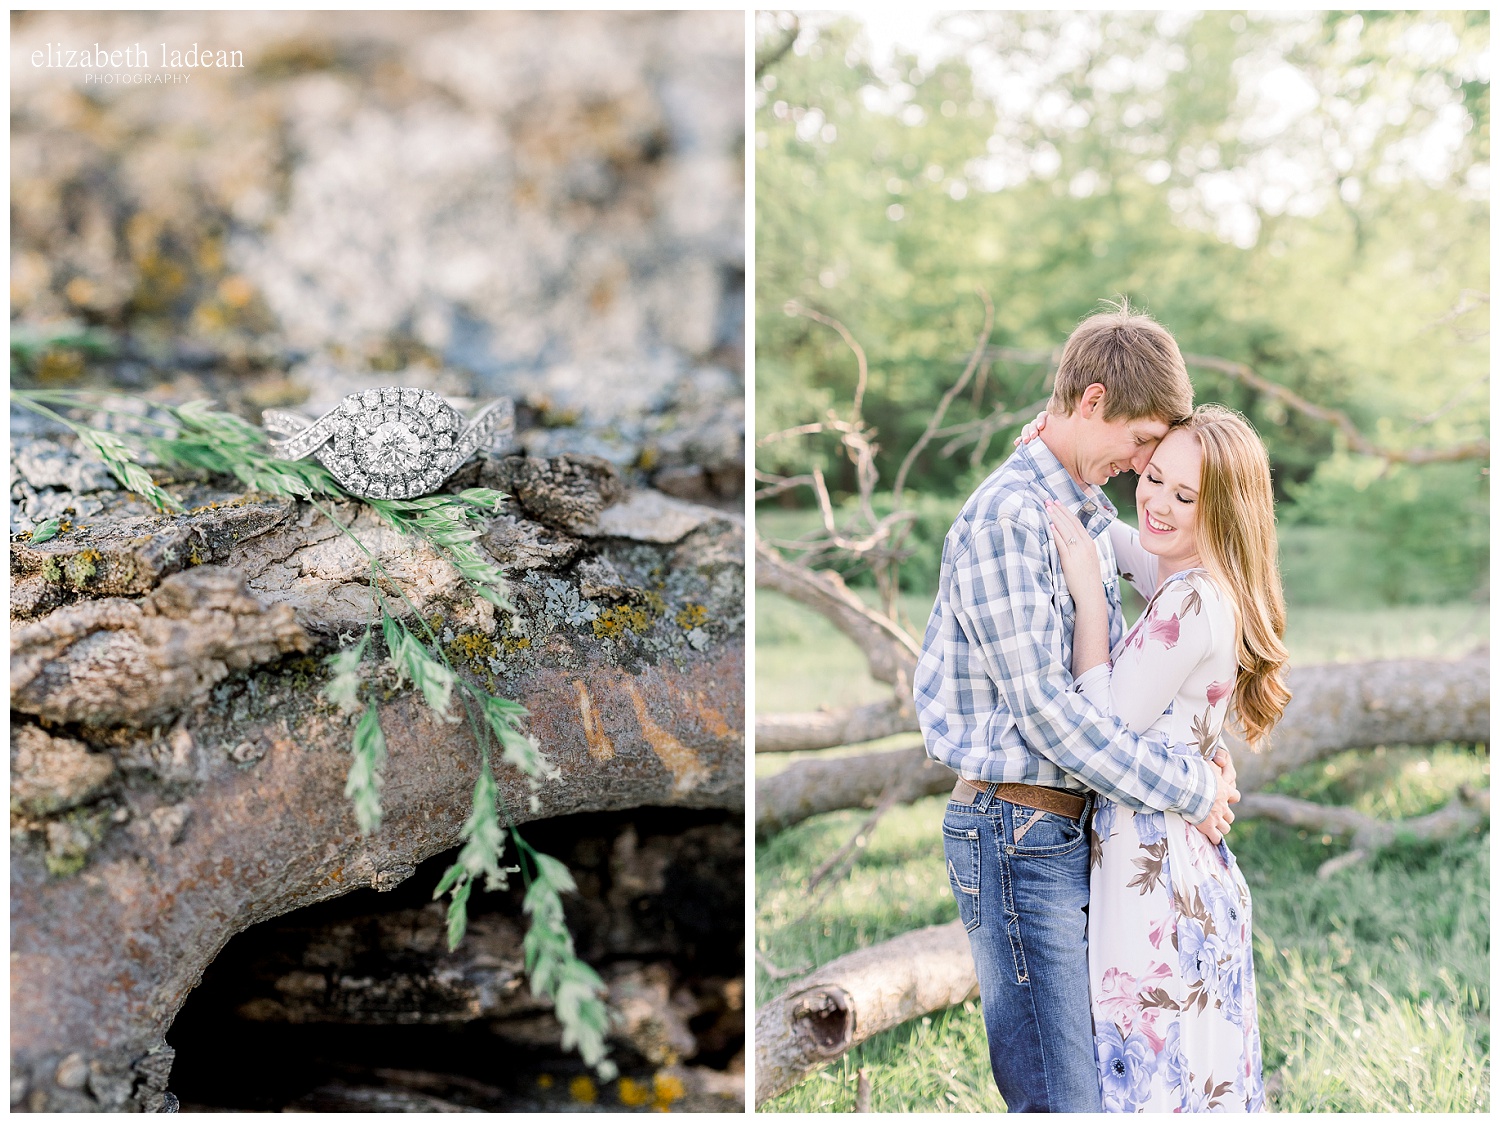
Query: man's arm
[{"left": 949, "top": 507, "right": 1220, "bottom": 820}]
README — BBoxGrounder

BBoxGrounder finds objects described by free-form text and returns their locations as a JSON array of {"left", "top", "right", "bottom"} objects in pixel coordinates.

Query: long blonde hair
[{"left": 1184, "top": 405, "right": 1291, "bottom": 746}]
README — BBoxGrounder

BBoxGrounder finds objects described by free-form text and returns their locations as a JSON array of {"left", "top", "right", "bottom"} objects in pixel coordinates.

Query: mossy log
[{"left": 9, "top": 451, "right": 744, "bottom": 1113}]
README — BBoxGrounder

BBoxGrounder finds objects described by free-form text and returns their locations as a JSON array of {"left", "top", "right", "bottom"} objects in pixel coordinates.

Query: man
[{"left": 913, "top": 302, "right": 1238, "bottom": 1112}]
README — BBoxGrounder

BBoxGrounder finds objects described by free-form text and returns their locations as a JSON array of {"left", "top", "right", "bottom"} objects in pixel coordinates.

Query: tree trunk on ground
[
  {"left": 756, "top": 653, "right": 1489, "bottom": 836},
  {"left": 754, "top": 920, "right": 977, "bottom": 1106},
  {"left": 756, "top": 699, "right": 916, "bottom": 753},
  {"left": 10, "top": 451, "right": 744, "bottom": 1113}
]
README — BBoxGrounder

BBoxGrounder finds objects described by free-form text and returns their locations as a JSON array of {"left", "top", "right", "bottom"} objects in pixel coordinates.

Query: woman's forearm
[{"left": 1070, "top": 590, "right": 1111, "bottom": 679}]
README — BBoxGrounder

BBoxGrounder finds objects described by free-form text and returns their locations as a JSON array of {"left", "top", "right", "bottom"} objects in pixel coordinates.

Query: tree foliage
[{"left": 755, "top": 11, "right": 1488, "bottom": 605}]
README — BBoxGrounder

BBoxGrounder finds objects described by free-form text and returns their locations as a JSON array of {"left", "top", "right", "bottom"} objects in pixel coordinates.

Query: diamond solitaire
[{"left": 263, "top": 388, "right": 514, "bottom": 500}]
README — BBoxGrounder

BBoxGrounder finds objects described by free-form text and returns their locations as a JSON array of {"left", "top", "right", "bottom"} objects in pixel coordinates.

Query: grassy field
[{"left": 756, "top": 598, "right": 1490, "bottom": 1112}]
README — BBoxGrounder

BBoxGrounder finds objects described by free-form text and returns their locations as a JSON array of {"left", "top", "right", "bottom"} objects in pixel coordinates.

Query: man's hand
[
  {"left": 1193, "top": 754, "right": 1239, "bottom": 844},
  {"left": 1213, "top": 745, "right": 1239, "bottom": 803}
]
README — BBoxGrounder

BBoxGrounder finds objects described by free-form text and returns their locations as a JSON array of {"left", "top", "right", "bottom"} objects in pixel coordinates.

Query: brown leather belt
[{"left": 951, "top": 779, "right": 1087, "bottom": 819}]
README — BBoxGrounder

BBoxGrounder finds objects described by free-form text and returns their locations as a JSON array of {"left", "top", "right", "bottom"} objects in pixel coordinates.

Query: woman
[{"left": 1029, "top": 403, "right": 1291, "bottom": 1112}]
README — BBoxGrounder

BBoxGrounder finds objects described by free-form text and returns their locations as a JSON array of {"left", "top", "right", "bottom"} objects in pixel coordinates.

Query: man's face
[{"left": 1076, "top": 411, "right": 1171, "bottom": 487}]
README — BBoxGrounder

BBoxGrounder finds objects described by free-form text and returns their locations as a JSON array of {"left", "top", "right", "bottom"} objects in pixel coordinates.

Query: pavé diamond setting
[{"left": 263, "top": 388, "right": 514, "bottom": 500}]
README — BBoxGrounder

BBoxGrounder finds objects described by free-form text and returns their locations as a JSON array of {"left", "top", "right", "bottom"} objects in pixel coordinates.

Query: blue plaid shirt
[{"left": 914, "top": 440, "right": 1217, "bottom": 821}]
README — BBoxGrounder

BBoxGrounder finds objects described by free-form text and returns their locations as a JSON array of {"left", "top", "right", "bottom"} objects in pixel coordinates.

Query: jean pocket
[
  {"left": 1004, "top": 803, "right": 1087, "bottom": 857},
  {"left": 942, "top": 822, "right": 982, "bottom": 932}
]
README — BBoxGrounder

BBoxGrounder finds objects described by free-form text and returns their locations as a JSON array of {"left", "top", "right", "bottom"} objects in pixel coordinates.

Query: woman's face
[{"left": 1135, "top": 428, "right": 1203, "bottom": 569}]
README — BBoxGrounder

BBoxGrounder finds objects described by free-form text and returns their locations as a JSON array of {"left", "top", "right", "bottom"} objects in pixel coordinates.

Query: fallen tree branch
[
  {"left": 807, "top": 781, "right": 902, "bottom": 892},
  {"left": 757, "top": 747, "right": 947, "bottom": 839},
  {"left": 1238, "top": 786, "right": 1489, "bottom": 879},
  {"left": 756, "top": 699, "right": 918, "bottom": 754},
  {"left": 1226, "top": 653, "right": 1490, "bottom": 795},
  {"left": 754, "top": 920, "right": 978, "bottom": 1105},
  {"left": 754, "top": 536, "right": 918, "bottom": 690},
  {"left": 757, "top": 653, "right": 1489, "bottom": 836}
]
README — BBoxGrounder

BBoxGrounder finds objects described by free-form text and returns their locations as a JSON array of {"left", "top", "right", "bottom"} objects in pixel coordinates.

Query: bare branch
[
  {"left": 785, "top": 301, "right": 871, "bottom": 421},
  {"left": 807, "top": 781, "right": 902, "bottom": 892},
  {"left": 1420, "top": 289, "right": 1489, "bottom": 339},
  {"left": 1238, "top": 786, "right": 1489, "bottom": 879},
  {"left": 979, "top": 345, "right": 1489, "bottom": 464},
  {"left": 1182, "top": 352, "right": 1489, "bottom": 464},
  {"left": 1408, "top": 371, "right": 1489, "bottom": 429},
  {"left": 754, "top": 471, "right": 817, "bottom": 502},
  {"left": 755, "top": 14, "right": 800, "bottom": 79},
  {"left": 754, "top": 537, "right": 920, "bottom": 690},
  {"left": 935, "top": 396, "right": 1051, "bottom": 462},
  {"left": 890, "top": 289, "right": 996, "bottom": 507}
]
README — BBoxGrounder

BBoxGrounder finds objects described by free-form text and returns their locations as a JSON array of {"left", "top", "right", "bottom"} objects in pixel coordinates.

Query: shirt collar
[{"left": 1015, "top": 439, "right": 1117, "bottom": 534}]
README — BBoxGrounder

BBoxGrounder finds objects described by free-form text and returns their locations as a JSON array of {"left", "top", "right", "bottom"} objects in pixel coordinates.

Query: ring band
[{"left": 264, "top": 387, "right": 514, "bottom": 500}]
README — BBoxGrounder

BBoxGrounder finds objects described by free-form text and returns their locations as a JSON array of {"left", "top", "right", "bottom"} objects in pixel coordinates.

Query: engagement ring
[{"left": 264, "top": 388, "right": 514, "bottom": 500}]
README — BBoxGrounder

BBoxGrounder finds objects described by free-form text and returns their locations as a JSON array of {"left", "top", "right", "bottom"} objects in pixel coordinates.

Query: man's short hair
[{"left": 1048, "top": 299, "right": 1193, "bottom": 423}]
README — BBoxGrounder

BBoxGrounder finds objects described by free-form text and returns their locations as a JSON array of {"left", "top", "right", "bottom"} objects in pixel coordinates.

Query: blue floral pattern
[{"left": 1086, "top": 566, "right": 1265, "bottom": 1112}]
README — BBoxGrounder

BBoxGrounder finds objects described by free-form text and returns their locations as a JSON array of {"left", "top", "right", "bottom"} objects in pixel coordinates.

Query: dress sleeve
[
  {"left": 1073, "top": 573, "right": 1218, "bottom": 734},
  {"left": 1108, "top": 518, "right": 1158, "bottom": 599}
]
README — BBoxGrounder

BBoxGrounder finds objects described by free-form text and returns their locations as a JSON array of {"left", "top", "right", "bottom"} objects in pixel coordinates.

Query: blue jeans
[{"left": 943, "top": 785, "right": 1100, "bottom": 1112}]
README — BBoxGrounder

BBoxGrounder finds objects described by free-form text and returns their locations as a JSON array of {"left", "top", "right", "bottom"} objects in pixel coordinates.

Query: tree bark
[
  {"left": 756, "top": 653, "right": 1488, "bottom": 837},
  {"left": 754, "top": 920, "right": 978, "bottom": 1106}
]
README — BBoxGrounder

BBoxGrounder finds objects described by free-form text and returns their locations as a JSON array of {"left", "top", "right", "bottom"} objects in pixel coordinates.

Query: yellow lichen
[
  {"left": 617, "top": 1077, "right": 651, "bottom": 1107},
  {"left": 502, "top": 636, "right": 531, "bottom": 653},
  {"left": 674, "top": 603, "right": 708, "bottom": 630},
  {"left": 653, "top": 1072, "right": 686, "bottom": 1110},
  {"left": 449, "top": 632, "right": 499, "bottom": 672},
  {"left": 568, "top": 1075, "right": 597, "bottom": 1104},
  {"left": 536, "top": 1073, "right": 554, "bottom": 1090},
  {"left": 592, "top": 605, "right": 650, "bottom": 640}
]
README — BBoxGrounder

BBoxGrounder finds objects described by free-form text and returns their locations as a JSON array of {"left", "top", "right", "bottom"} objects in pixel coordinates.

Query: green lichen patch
[
  {"left": 64, "top": 548, "right": 102, "bottom": 588},
  {"left": 42, "top": 807, "right": 109, "bottom": 878}
]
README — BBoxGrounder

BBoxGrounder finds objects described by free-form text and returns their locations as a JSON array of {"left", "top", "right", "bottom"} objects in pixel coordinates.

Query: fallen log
[
  {"left": 754, "top": 920, "right": 978, "bottom": 1106},
  {"left": 756, "top": 746, "right": 947, "bottom": 839},
  {"left": 756, "top": 698, "right": 917, "bottom": 754},
  {"left": 756, "top": 653, "right": 1489, "bottom": 836}
]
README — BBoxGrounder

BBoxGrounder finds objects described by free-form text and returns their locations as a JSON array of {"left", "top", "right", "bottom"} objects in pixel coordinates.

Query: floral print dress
[{"left": 1072, "top": 523, "right": 1265, "bottom": 1113}]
